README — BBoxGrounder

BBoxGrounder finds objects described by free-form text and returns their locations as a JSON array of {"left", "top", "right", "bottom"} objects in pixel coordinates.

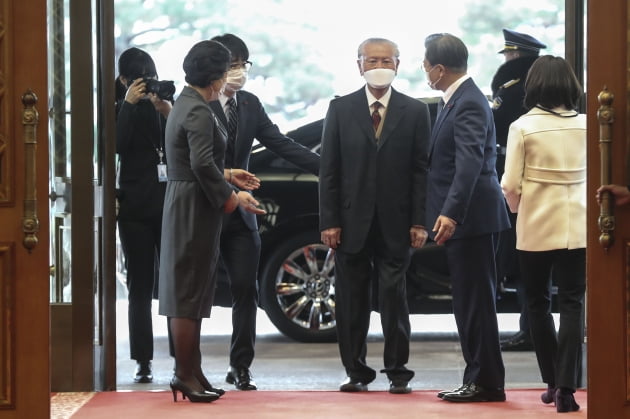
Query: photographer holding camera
[
  {"left": 116, "top": 47, "right": 172, "bottom": 384},
  {"left": 143, "top": 77, "right": 176, "bottom": 102}
]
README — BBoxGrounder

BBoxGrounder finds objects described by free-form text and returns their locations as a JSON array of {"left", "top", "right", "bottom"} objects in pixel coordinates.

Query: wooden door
[
  {"left": 586, "top": 0, "right": 630, "bottom": 418},
  {"left": 0, "top": 1, "right": 50, "bottom": 418}
]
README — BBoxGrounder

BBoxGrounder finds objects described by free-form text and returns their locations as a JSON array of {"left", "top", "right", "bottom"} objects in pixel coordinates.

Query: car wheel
[{"left": 260, "top": 232, "right": 337, "bottom": 343}]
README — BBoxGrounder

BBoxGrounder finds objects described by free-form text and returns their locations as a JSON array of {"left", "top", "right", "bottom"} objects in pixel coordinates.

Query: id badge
[{"left": 157, "top": 163, "right": 168, "bottom": 182}]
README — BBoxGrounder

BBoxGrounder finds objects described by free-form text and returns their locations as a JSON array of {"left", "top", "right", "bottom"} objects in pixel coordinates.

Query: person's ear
[{"left": 356, "top": 59, "right": 364, "bottom": 76}]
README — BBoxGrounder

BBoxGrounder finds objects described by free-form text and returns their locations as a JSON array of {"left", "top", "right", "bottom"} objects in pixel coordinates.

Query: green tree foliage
[
  {"left": 114, "top": 0, "right": 566, "bottom": 127},
  {"left": 115, "top": 0, "right": 225, "bottom": 54},
  {"left": 459, "top": 0, "right": 564, "bottom": 44},
  {"left": 115, "top": 0, "right": 334, "bottom": 124},
  {"left": 458, "top": 0, "right": 566, "bottom": 89}
]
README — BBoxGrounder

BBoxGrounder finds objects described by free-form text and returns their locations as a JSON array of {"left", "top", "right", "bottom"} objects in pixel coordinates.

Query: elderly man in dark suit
[
  {"left": 319, "top": 37, "right": 431, "bottom": 394},
  {"left": 422, "top": 33, "right": 511, "bottom": 402}
]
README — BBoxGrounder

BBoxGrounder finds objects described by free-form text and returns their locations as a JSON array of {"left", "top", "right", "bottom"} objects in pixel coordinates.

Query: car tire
[{"left": 259, "top": 231, "right": 338, "bottom": 343}]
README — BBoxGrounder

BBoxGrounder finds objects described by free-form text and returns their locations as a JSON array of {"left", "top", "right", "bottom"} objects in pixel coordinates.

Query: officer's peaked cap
[{"left": 498, "top": 29, "right": 546, "bottom": 54}]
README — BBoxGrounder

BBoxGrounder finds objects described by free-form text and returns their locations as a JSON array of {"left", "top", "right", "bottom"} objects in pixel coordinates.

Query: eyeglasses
[{"left": 230, "top": 61, "right": 253, "bottom": 71}]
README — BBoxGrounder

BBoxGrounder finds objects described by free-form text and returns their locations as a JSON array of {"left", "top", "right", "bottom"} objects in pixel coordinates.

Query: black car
[{"left": 212, "top": 96, "right": 523, "bottom": 343}]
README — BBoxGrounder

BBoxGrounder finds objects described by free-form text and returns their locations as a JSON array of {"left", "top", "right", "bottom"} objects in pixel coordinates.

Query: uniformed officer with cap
[
  {"left": 492, "top": 28, "right": 547, "bottom": 159},
  {"left": 492, "top": 28, "right": 546, "bottom": 352},
  {"left": 498, "top": 28, "right": 547, "bottom": 56}
]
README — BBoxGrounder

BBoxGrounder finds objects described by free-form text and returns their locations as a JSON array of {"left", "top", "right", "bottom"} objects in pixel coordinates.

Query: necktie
[
  {"left": 372, "top": 101, "right": 382, "bottom": 132},
  {"left": 225, "top": 97, "right": 238, "bottom": 166},
  {"left": 436, "top": 98, "right": 445, "bottom": 118}
]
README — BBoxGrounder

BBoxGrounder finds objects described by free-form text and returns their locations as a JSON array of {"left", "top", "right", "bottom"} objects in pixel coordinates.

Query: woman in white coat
[{"left": 501, "top": 55, "right": 585, "bottom": 413}]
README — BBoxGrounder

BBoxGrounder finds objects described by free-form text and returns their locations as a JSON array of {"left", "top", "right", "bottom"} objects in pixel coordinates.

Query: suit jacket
[
  {"left": 426, "top": 78, "right": 510, "bottom": 240},
  {"left": 210, "top": 90, "right": 320, "bottom": 231},
  {"left": 319, "top": 87, "right": 430, "bottom": 255},
  {"left": 501, "top": 107, "right": 586, "bottom": 251},
  {"left": 159, "top": 86, "right": 233, "bottom": 318}
]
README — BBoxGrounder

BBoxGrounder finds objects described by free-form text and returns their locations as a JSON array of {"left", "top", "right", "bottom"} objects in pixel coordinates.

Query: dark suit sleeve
[
  {"left": 253, "top": 99, "right": 320, "bottom": 176},
  {"left": 318, "top": 100, "right": 341, "bottom": 231},
  {"left": 411, "top": 101, "right": 431, "bottom": 227}
]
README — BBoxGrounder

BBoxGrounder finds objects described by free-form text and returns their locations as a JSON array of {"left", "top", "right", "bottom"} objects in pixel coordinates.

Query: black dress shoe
[
  {"left": 339, "top": 377, "right": 368, "bottom": 392},
  {"left": 441, "top": 383, "right": 506, "bottom": 402},
  {"left": 500, "top": 330, "right": 534, "bottom": 351},
  {"left": 437, "top": 383, "right": 469, "bottom": 399},
  {"left": 134, "top": 361, "right": 153, "bottom": 383},
  {"left": 389, "top": 380, "right": 412, "bottom": 394},
  {"left": 226, "top": 367, "right": 257, "bottom": 390},
  {"left": 540, "top": 386, "right": 555, "bottom": 404},
  {"left": 555, "top": 388, "right": 580, "bottom": 412}
]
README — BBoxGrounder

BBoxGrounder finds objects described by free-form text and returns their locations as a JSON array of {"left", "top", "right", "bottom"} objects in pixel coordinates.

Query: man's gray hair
[{"left": 357, "top": 38, "right": 400, "bottom": 59}]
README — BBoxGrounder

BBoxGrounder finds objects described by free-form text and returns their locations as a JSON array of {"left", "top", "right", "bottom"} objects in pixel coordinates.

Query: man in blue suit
[
  {"left": 319, "top": 37, "right": 431, "bottom": 394},
  {"left": 422, "top": 33, "right": 510, "bottom": 402}
]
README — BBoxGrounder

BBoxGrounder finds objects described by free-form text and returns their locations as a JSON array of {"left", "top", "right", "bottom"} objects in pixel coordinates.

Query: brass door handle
[
  {"left": 597, "top": 87, "right": 615, "bottom": 250},
  {"left": 21, "top": 90, "right": 40, "bottom": 252}
]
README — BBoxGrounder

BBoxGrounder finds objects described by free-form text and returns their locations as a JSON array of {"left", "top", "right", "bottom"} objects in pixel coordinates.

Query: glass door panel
[{"left": 48, "top": 0, "right": 72, "bottom": 304}]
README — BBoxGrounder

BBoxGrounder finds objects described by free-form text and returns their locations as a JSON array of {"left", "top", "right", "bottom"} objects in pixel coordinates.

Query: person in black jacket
[
  {"left": 208, "top": 33, "right": 320, "bottom": 391},
  {"left": 491, "top": 29, "right": 546, "bottom": 352},
  {"left": 116, "top": 47, "right": 172, "bottom": 383}
]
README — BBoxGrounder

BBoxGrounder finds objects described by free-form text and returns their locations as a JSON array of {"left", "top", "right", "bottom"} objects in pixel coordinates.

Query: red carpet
[{"left": 54, "top": 389, "right": 587, "bottom": 418}]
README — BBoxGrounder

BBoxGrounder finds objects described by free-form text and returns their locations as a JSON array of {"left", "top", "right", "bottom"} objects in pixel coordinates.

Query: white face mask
[
  {"left": 363, "top": 68, "right": 396, "bottom": 89},
  {"left": 425, "top": 65, "right": 442, "bottom": 90},
  {"left": 225, "top": 68, "right": 248, "bottom": 92}
]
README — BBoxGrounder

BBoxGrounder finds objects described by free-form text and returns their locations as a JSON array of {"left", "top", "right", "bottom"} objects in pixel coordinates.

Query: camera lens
[{"left": 143, "top": 78, "right": 175, "bottom": 101}]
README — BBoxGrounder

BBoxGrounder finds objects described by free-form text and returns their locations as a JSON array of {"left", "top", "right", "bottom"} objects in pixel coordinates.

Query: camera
[{"left": 143, "top": 78, "right": 175, "bottom": 101}]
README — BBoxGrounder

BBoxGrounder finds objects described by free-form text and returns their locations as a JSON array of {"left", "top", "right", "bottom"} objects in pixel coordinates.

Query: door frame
[
  {"left": 48, "top": 0, "right": 117, "bottom": 392},
  {"left": 586, "top": 0, "right": 629, "bottom": 417},
  {"left": 1, "top": 1, "right": 50, "bottom": 417}
]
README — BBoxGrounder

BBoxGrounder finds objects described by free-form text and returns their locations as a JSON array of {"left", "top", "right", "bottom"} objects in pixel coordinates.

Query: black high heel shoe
[
  {"left": 170, "top": 376, "right": 220, "bottom": 403},
  {"left": 194, "top": 371, "right": 225, "bottom": 396},
  {"left": 198, "top": 377, "right": 225, "bottom": 396}
]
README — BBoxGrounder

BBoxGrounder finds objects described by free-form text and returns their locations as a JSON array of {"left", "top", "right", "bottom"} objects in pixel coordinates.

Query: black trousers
[
  {"left": 519, "top": 248, "right": 585, "bottom": 390},
  {"left": 445, "top": 233, "right": 505, "bottom": 389},
  {"left": 496, "top": 210, "right": 529, "bottom": 333},
  {"left": 118, "top": 215, "right": 162, "bottom": 362},
  {"left": 219, "top": 212, "right": 261, "bottom": 369},
  {"left": 334, "top": 217, "right": 414, "bottom": 383}
]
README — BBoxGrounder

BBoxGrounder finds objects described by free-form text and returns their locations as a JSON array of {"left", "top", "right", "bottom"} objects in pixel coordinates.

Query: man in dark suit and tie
[
  {"left": 319, "top": 37, "right": 431, "bottom": 394},
  {"left": 208, "top": 33, "right": 320, "bottom": 391},
  {"left": 422, "top": 33, "right": 510, "bottom": 402}
]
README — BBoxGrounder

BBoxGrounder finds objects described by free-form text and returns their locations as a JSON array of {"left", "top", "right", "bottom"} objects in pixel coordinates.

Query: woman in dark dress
[
  {"left": 116, "top": 48, "right": 172, "bottom": 383},
  {"left": 158, "top": 40, "right": 263, "bottom": 403}
]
